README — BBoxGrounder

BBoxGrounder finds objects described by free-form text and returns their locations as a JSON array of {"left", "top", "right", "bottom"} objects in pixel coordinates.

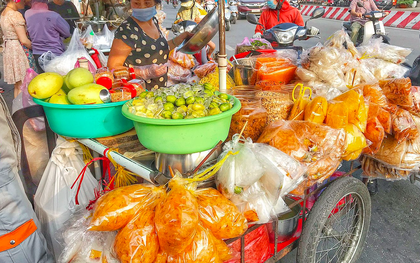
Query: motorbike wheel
[
  {"left": 226, "top": 20, "right": 231, "bottom": 31},
  {"left": 232, "top": 16, "right": 237, "bottom": 24}
]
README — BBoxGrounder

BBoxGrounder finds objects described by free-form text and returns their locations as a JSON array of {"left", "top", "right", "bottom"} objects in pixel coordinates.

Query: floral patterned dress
[{"left": 0, "top": 10, "right": 30, "bottom": 84}]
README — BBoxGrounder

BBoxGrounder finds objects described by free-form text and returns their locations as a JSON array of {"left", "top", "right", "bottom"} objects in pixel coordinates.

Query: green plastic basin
[
  {"left": 34, "top": 99, "right": 134, "bottom": 138},
  {"left": 122, "top": 96, "right": 241, "bottom": 154}
]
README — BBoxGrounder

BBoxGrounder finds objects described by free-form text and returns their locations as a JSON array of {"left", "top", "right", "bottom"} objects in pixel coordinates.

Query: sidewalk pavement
[{"left": 302, "top": 4, "right": 420, "bottom": 29}]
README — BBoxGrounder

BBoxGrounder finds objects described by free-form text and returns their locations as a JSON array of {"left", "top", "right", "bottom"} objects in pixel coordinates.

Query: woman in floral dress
[{"left": 1, "top": 0, "right": 32, "bottom": 98}]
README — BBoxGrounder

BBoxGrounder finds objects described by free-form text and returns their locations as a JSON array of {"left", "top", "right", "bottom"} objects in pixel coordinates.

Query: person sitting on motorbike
[
  {"left": 349, "top": 0, "right": 379, "bottom": 44},
  {"left": 253, "top": 0, "right": 305, "bottom": 38}
]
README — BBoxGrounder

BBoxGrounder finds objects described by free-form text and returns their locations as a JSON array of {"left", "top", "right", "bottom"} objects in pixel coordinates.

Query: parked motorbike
[
  {"left": 246, "top": 7, "right": 324, "bottom": 52},
  {"left": 225, "top": 3, "right": 232, "bottom": 31},
  {"left": 343, "top": 2, "right": 389, "bottom": 46},
  {"left": 171, "top": 21, "right": 209, "bottom": 65},
  {"left": 229, "top": 0, "right": 239, "bottom": 24}
]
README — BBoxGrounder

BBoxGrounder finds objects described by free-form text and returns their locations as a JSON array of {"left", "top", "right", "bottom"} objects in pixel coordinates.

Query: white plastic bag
[
  {"left": 45, "top": 28, "right": 97, "bottom": 75},
  {"left": 93, "top": 24, "right": 114, "bottom": 50},
  {"left": 57, "top": 209, "right": 119, "bottom": 263},
  {"left": 35, "top": 137, "right": 100, "bottom": 260},
  {"left": 38, "top": 51, "right": 57, "bottom": 72}
]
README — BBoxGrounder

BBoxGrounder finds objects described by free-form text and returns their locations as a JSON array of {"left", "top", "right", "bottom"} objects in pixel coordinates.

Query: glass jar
[{"left": 228, "top": 97, "right": 268, "bottom": 142}]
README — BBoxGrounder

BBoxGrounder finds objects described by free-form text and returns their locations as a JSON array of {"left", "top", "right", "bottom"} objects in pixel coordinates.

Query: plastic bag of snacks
[
  {"left": 256, "top": 90, "right": 294, "bottom": 123},
  {"left": 390, "top": 107, "right": 418, "bottom": 142},
  {"left": 361, "top": 155, "right": 413, "bottom": 181},
  {"left": 235, "top": 37, "right": 273, "bottom": 54},
  {"left": 332, "top": 89, "right": 368, "bottom": 132},
  {"left": 304, "top": 96, "right": 328, "bottom": 124},
  {"left": 257, "top": 120, "right": 346, "bottom": 195},
  {"left": 363, "top": 58, "right": 408, "bottom": 80},
  {"left": 368, "top": 136, "right": 408, "bottom": 167},
  {"left": 379, "top": 78, "right": 413, "bottom": 107},
  {"left": 89, "top": 184, "right": 165, "bottom": 231},
  {"left": 169, "top": 49, "right": 195, "bottom": 69},
  {"left": 166, "top": 224, "right": 220, "bottom": 263},
  {"left": 225, "top": 225, "right": 271, "bottom": 263},
  {"left": 343, "top": 124, "right": 368, "bottom": 161},
  {"left": 288, "top": 84, "right": 312, "bottom": 121},
  {"left": 216, "top": 137, "right": 266, "bottom": 198},
  {"left": 325, "top": 101, "right": 349, "bottom": 129},
  {"left": 194, "top": 61, "right": 217, "bottom": 78},
  {"left": 357, "top": 38, "right": 412, "bottom": 64},
  {"left": 356, "top": 83, "right": 388, "bottom": 107},
  {"left": 212, "top": 233, "right": 232, "bottom": 261},
  {"left": 362, "top": 117, "right": 385, "bottom": 155},
  {"left": 155, "top": 176, "right": 199, "bottom": 255},
  {"left": 196, "top": 188, "right": 248, "bottom": 240},
  {"left": 58, "top": 210, "right": 119, "bottom": 263},
  {"left": 167, "top": 60, "right": 192, "bottom": 83},
  {"left": 114, "top": 210, "right": 159, "bottom": 263}
]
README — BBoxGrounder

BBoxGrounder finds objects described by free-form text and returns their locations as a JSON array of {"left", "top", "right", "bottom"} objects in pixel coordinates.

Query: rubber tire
[
  {"left": 226, "top": 20, "right": 231, "bottom": 31},
  {"left": 232, "top": 16, "right": 237, "bottom": 24},
  {"left": 296, "top": 177, "right": 371, "bottom": 263}
]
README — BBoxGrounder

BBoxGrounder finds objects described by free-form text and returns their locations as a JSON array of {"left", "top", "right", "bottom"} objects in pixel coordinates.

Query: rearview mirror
[
  {"left": 246, "top": 13, "right": 259, "bottom": 25},
  {"left": 311, "top": 8, "right": 325, "bottom": 19}
]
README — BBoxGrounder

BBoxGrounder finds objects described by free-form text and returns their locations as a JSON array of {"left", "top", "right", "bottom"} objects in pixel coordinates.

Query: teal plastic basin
[
  {"left": 34, "top": 99, "right": 134, "bottom": 138},
  {"left": 122, "top": 96, "right": 241, "bottom": 154}
]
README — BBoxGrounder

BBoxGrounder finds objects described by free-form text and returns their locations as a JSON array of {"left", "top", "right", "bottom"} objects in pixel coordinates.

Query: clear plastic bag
[
  {"left": 134, "top": 63, "right": 169, "bottom": 81},
  {"left": 166, "top": 224, "right": 219, "bottom": 263},
  {"left": 366, "top": 136, "right": 408, "bottom": 167},
  {"left": 80, "top": 25, "right": 95, "bottom": 49},
  {"left": 58, "top": 210, "right": 119, "bottom": 263},
  {"left": 155, "top": 176, "right": 199, "bottom": 255},
  {"left": 333, "top": 89, "right": 368, "bottom": 132},
  {"left": 288, "top": 84, "right": 311, "bottom": 121},
  {"left": 361, "top": 155, "right": 413, "bottom": 181},
  {"left": 196, "top": 188, "right": 248, "bottom": 240},
  {"left": 93, "top": 24, "right": 114, "bottom": 50},
  {"left": 45, "top": 28, "right": 97, "bottom": 75},
  {"left": 343, "top": 124, "right": 367, "bottom": 161},
  {"left": 169, "top": 49, "right": 195, "bottom": 69},
  {"left": 379, "top": 77, "right": 413, "bottom": 107},
  {"left": 38, "top": 51, "right": 57, "bottom": 72},
  {"left": 325, "top": 101, "right": 349, "bottom": 129},
  {"left": 168, "top": 60, "right": 192, "bottom": 83},
  {"left": 257, "top": 120, "right": 346, "bottom": 192},
  {"left": 362, "top": 117, "right": 385, "bottom": 155},
  {"left": 391, "top": 107, "right": 418, "bottom": 142},
  {"left": 356, "top": 83, "right": 388, "bottom": 107},
  {"left": 256, "top": 90, "right": 294, "bottom": 123},
  {"left": 363, "top": 58, "right": 409, "bottom": 80},
  {"left": 89, "top": 184, "right": 166, "bottom": 231},
  {"left": 304, "top": 96, "right": 328, "bottom": 124},
  {"left": 194, "top": 61, "right": 217, "bottom": 78},
  {"left": 235, "top": 37, "right": 273, "bottom": 54},
  {"left": 357, "top": 38, "right": 412, "bottom": 64},
  {"left": 216, "top": 137, "right": 265, "bottom": 198},
  {"left": 114, "top": 210, "right": 159, "bottom": 263}
]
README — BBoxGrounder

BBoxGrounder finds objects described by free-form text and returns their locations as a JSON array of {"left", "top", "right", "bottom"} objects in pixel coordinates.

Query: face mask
[
  {"left": 181, "top": 0, "right": 194, "bottom": 8},
  {"left": 132, "top": 6, "right": 157, "bottom": 22},
  {"left": 267, "top": 0, "right": 277, "bottom": 9}
]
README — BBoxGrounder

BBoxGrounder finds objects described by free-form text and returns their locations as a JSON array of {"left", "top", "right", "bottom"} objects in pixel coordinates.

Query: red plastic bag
[{"left": 224, "top": 225, "right": 271, "bottom": 263}]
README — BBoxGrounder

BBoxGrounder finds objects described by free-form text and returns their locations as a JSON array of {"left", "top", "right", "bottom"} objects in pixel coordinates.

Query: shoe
[{"left": 366, "top": 179, "right": 378, "bottom": 195}]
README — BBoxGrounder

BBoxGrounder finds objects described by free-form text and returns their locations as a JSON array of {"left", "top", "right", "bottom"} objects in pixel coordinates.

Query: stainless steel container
[
  {"left": 155, "top": 146, "right": 222, "bottom": 188},
  {"left": 277, "top": 197, "right": 302, "bottom": 242},
  {"left": 232, "top": 58, "right": 254, "bottom": 86}
]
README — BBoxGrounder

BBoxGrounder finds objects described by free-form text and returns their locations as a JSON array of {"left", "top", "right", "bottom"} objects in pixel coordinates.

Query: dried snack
[
  {"left": 391, "top": 107, "right": 418, "bottom": 142},
  {"left": 169, "top": 49, "right": 195, "bottom": 69},
  {"left": 257, "top": 120, "right": 346, "bottom": 183},
  {"left": 166, "top": 224, "right": 220, "bottom": 263},
  {"left": 356, "top": 84, "right": 387, "bottom": 107},
  {"left": 194, "top": 61, "right": 217, "bottom": 78},
  {"left": 211, "top": 234, "right": 232, "bottom": 261},
  {"left": 304, "top": 96, "right": 328, "bottom": 124},
  {"left": 89, "top": 184, "right": 165, "bottom": 231},
  {"left": 325, "top": 101, "right": 348, "bottom": 129},
  {"left": 361, "top": 155, "right": 412, "bottom": 181},
  {"left": 196, "top": 188, "right": 248, "bottom": 240},
  {"left": 289, "top": 84, "right": 311, "bottom": 121},
  {"left": 379, "top": 78, "right": 413, "bottom": 107},
  {"left": 368, "top": 103, "right": 392, "bottom": 134},
  {"left": 155, "top": 250, "right": 168, "bottom": 263},
  {"left": 114, "top": 210, "right": 159, "bottom": 263},
  {"left": 372, "top": 136, "right": 407, "bottom": 166},
  {"left": 256, "top": 90, "right": 294, "bottom": 123},
  {"left": 362, "top": 117, "right": 385, "bottom": 155},
  {"left": 255, "top": 80, "right": 284, "bottom": 91},
  {"left": 343, "top": 124, "right": 367, "bottom": 161},
  {"left": 155, "top": 177, "right": 199, "bottom": 255},
  {"left": 332, "top": 89, "right": 367, "bottom": 131}
]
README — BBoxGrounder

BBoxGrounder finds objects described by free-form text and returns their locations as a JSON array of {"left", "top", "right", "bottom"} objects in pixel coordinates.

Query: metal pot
[
  {"left": 155, "top": 146, "right": 222, "bottom": 178},
  {"left": 277, "top": 197, "right": 302, "bottom": 242}
]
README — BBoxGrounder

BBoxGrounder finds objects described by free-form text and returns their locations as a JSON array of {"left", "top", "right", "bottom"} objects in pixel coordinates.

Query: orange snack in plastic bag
[
  {"left": 377, "top": 107, "right": 392, "bottom": 134},
  {"left": 255, "top": 57, "right": 288, "bottom": 70},
  {"left": 363, "top": 117, "right": 385, "bottom": 155},
  {"left": 379, "top": 78, "right": 413, "bottom": 107},
  {"left": 257, "top": 64, "right": 297, "bottom": 84},
  {"left": 114, "top": 210, "right": 159, "bottom": 263},
  {"left": 333, "top": 89, "right": 362, "bottom": 123},
  {"left": 211, "top": 233, "right": 232, "bottom": 261},
  {"left": 304, "top": 96, "right": 328, "bottom": 124},
  {"left": 154, "top": 250, "right": 168, "bottom": 263},
  {"left": 196, "top": 188, "right": 248, "bottom": 240},
  {"left": 166, "top": 224, "right": 220, "bottom": 263},
  {"left": 343, "top": 124, "right": 367, "bottom": 161},
  {"left": 155, "top": 177, "right": 199, "bottom": 255},
  {"left": 355, "top": 97, "right": 368, "bottom": 133},
  {"left": 357, "top": 84, "right": 388, "bottom": 107},
  {"left": 289, "top": 84, "right": 312, "bottom": 121},
  {"left": 325, "top": 101, "right": 348, "bottom": 129},
  {"left": 169, "top": 50, "right": 195, "bottom": 69},
  {"left": 89, "top": 184, "right": 165, "bottom": 231},
  {"left": 391, "top": 107, "right": 419, "bottom": 142}
]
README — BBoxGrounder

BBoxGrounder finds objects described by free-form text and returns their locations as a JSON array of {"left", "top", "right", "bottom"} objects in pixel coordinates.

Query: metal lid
[{"left": 99, "top": 89, "right": 111, "bottom": 103}]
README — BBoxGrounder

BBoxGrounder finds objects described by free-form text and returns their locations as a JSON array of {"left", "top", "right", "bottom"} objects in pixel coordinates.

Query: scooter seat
[{"left": 343, "top": 22, "right": 351, "bottom": 30}]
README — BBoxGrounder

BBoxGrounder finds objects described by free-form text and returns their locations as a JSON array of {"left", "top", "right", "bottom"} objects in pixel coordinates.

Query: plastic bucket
[
  {"left": 122, "top": 96, "right": 241, "bottom": 154},
  {"left": 34, "top": 99, "right": 134, "bottom": 138}
]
